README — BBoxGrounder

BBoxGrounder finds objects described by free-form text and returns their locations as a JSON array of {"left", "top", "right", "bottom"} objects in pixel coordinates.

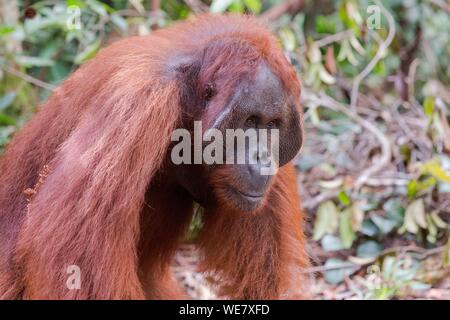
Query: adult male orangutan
[{"left": 0, "top": 14, "right": 309, "bottom": 299}]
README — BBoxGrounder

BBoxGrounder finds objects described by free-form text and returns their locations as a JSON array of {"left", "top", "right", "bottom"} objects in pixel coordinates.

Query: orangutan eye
[
  {"left": 267, "top": 120, "right": 278, "bottom": 129},
  {"left": 245, "top": 116, "right": 257, "bottom": 127}
]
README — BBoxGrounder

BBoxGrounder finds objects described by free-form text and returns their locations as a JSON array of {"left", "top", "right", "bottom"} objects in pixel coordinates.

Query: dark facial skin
[{"left": 170, "top": 62, "right": 302, "bottom": 212}]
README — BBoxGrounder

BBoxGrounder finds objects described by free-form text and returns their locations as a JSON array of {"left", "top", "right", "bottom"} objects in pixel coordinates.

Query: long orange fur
[{"left": 0, "top": 14, "right": 308, "bottom": 299}]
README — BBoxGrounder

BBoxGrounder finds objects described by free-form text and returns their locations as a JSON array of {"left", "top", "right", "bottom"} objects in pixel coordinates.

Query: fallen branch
[
  {"left": 1, "top": 64, "right": 56, "bottom": 91},
  {"left": 183, "top": 0, "right": 208, "bottom": 13},
  {"left": 302, "top": 190, "right": 340, "bottom": 210},
  {"left": 259, "top": 0, "right": 305, "bottom": 22},
  {"left": 314, "top": 30, "right": 353, "bottom": 48},
  {"left": 303, "top": 90, "right": 392, "bottom": 190}
]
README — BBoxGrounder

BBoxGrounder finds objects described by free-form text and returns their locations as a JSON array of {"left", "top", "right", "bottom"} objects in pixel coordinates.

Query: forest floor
[{"left": 171, "top": 243, "right": 450, "bottom": 300}]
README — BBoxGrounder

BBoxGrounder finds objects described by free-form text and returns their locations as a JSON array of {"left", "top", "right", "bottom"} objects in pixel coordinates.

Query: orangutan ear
[
  {"left": 278, "top": 99, "right": 303, "bottom": 167},
  {"left": 168, "top": 55, "right": 202, "bottom": 117}
]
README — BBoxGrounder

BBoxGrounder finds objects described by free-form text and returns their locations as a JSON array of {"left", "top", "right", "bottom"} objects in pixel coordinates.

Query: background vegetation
[{"left": 1, "top": 0, "right": 449, "bottom": 299}]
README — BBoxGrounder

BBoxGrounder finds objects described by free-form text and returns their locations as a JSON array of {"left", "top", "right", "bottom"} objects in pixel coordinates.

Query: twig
[
  {"left": 302, "top": 190, "right": 340, "bottom": 210},
  {"left": 364, "top": 177, "right": 409, "bottom": 187},
  {"left": 129, "top": 0, "right": 146, "bottom": 14},
  {"left": 115, "top": 9, "right": 150, "bottom": 17},
  {"left": 432, "top": 199, "right": 450, "bottom": 214},
  {"left": 303, "top": 90, "right": 392, "bottom": 190},
  {"left": 1, "top": 64, "right": 56, "bottom": 91},
  {"left": 301, "top": 262, "right": 358, "bottom": 274},
  {"left": 259, "top": 0, "right": 305, "bottom": 22},
  {"left": 150, "top": 0, "right": 160, "bottom": 14},
  {"left": 183, "top": 0, "right": 208, "bottom": 13},
  {"left": 314, "top": 30, "right": 353, "bottom": 48},
  {"left": 350, "top": 0, "right": 396, "bottom": 109},
  {"left": 429, "top": 0, "right": 450, "bottom": 13}
]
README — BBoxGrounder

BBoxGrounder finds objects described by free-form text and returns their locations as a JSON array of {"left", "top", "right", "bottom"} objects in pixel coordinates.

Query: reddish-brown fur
[{"left": 0, "top": 14, "right": 308, "bottom": 299}]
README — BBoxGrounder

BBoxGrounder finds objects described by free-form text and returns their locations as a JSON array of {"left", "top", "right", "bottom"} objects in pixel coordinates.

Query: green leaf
[
  {"left": 351, "top": 202, "right": 364, "bottom": 231},
  {"left": 318, "top": 66, "right": 336, "bottom": 84},
  {"left": 338, "top": 190, "right": 351, "bottom": 206},
  {"left": 313, "top": 201, "right": 339, "bottom": 241},
  {"left": 339, "top": 208, "right": 356, "bottom": 248},
  {"left": 403, "top": 199, "right": 426, "bottom": 234},
  {"left": 349, "top": 35, "right": 365, "bottom": 55},
  {"left": 420, "top": 160, "right": 450, "bottom": 184},
  {"left": 308, "top": 43, "right": 321, "bottom": 64},
  {"left": 407, "top": 177, "right": 436, "bottom": 199},
  {"left": 228, "top": 1, "right": 244, "bottom": 12},
  {"left": 384, "top": 198, "right": 405, "bottom": 224},
  {"left": 14, "top": 56, "right": 54, "bottom": 67},
  {"left": 356, "top": 241, "right": 381, "bottom": 258},
  {"left": 430, "top": 211, "right": 447, "bottom": 229},
  {"left": 323, "top": 258, "right": 358, "bottom": 284},
  {"left": 381, "top": 256, "right": 396, "bottom": 277},
  {"left": 74, "top": 40, "right": 101, "bottom": 64},
  {"left": 407, "top": 180, "right": 418, "bottom": 198},
  {"left": 86, "top": 0, "right": 110, "bottom": 16},
  {"left": 0, "top": 92, "right": 16, "bottom": 111},
  {"left": 210, "top": 0, "right": 235, "bottom": 13},
  {"left": 279, "top": 28, "right": 296, "bottom": 52},
  {"left": 370, "top": 215, "right": 398, "bottom": 234},
  {"left": 49, "top": 62, "right": 71, "bottom": 83},
  {"left": 0, "top": 113, "right": 16, "bottom": 126},
  {"left": 321, "top": 234, "right": 344, "bottom": 252},
  {"left": 426, "top": 215, "right": 437, "bottom": 243},
  {"left": 318, "top": 178, "right": 343, "bottom": 189},
  {"left": 67, "top": 0, "right": 86, "bottom": 9},
  {"left": 111, "top": 14, "right": 128, "bottom": 34},
  {"left": 374, "top": 59, "right": 386, "bottom": 76},
  {"left": 337, "top": 38, "right": 359, "bottom": 66},
  {"left": 360, "top": 199, "right": 380, "bottom": 212},
  {"left": 0, "top": 26, "right": 15, "bottom": 36},
  {"left": 412, "top": 199, "right": 427, "bottom": 229},
  {"left": 348, "top": 256, "right": 376, "bottom": 265},
  {"left": 361, "top": 219, "right": 379, "bottom": 237},
  {"left": 243, "top": 0, "right": 261, "bottom": 13},
  {"left": 315, "top": 15, "right": 336, "bottom": 34},
  {"left": 423, "top": 96, "right": 435, "bottom": 118},
  {"left": 444, "top": 239, "right": 450, "bottom": 267}
]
